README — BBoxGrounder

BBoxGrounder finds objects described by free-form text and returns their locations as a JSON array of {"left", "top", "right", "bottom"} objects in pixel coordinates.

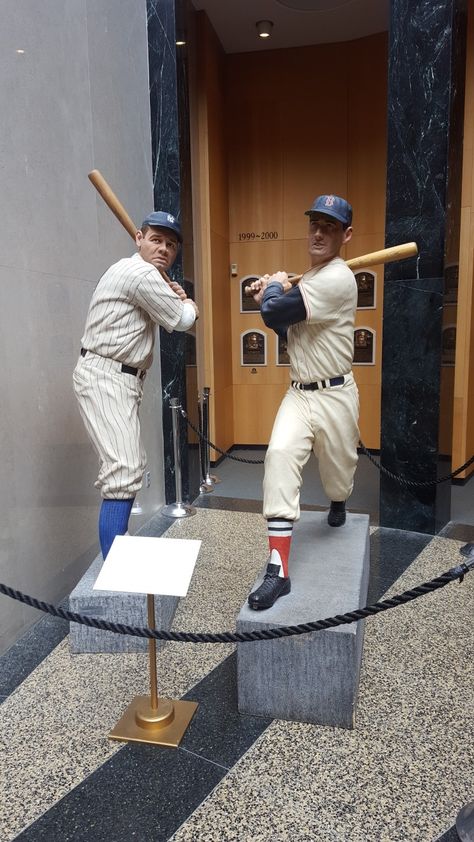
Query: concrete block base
[
  {"left": 237, "top": 511, "right": 370, "bottom": 729},
  {"left": 68, "top": 554, "right": 178, "bottom": 653}
]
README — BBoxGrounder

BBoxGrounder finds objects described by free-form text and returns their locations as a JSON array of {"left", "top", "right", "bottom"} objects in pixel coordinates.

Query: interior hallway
[{"left": 1, "top": 458, "right": 473, "bottom": 842}]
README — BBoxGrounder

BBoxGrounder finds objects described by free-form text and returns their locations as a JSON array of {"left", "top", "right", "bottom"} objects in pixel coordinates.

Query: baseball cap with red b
[{"left": 305, "top": 195, "right": 353, "bottom": 228}]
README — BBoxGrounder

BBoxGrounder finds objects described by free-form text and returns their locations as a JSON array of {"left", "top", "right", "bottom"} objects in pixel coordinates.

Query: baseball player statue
[
  {"left": 247, "top": 195, "right": 359, "bottom": 610},
  {"left": 73, "top": 211, "right": 199, "bottom": 559}
]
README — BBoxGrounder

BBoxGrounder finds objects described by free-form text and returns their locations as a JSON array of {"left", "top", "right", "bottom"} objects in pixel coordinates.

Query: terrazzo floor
[{"left": 1, "top": 481, "right": 473, "bottom": 841}]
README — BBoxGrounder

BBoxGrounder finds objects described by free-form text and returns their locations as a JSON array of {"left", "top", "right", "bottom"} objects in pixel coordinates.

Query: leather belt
[
  {"left": 291, "top": 375, "right": 345, "bottom": 391},
  {"left": 80, "top": 348, "right": 145, "bottom": 379}
]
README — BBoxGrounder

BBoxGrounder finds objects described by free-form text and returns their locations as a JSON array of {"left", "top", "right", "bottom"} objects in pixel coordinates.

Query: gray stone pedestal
[
  {"left": 68, "top": 554, "right": 179, "bottom": 653},
  {"left": 237, "top": 511, "right": 370, "bottom": 729}
]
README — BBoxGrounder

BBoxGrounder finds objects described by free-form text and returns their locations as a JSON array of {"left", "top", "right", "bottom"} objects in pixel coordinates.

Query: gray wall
[{"left": 0, "top": 0, "right": 166, "bottom": 652}]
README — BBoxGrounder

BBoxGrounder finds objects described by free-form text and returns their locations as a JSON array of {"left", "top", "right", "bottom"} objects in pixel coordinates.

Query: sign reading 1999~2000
[{"left": 238, "top": 231, "right": 279, "bottom": 241}]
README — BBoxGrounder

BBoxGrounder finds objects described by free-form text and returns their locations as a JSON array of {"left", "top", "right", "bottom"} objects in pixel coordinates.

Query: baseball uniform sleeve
[
  {"left": 261, "top": 283, "right": 306, "bottom": 332},
  {"left": 133, "top": 269, "right": 185, "bottom": 332},
  {"left": 174, "top": 300, "right": 197, "bottom": 331}
]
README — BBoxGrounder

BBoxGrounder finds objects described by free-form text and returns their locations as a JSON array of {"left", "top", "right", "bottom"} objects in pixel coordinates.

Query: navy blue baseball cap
[
  {"left": 305, "top": 195, "right": 353, "bottom": 227},
  {"left": 141, "top": 211, "right": 182, "bottom": 243}
]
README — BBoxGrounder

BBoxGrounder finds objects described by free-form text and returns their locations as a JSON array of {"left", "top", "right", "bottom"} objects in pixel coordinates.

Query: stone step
[
  {"left": 68, "top": 554, "right": 178, "bottom": 654},
  {"left": 237, "top": 511, "right": 370, "bottom": 729}
]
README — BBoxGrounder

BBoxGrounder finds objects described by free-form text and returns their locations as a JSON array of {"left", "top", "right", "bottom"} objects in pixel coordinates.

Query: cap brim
[
  {"left": 144, "top": 223, "right": 182, "bottom": 243},
  {"left": 304, "top": 209, "right": 349, "bottom": 225}
]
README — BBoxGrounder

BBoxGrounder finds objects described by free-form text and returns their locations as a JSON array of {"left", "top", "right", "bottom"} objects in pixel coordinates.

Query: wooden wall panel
[
  {"left": 453, "top": 0, "right": 474, "bottom": 478},
  {"left": 226, "top": 32, "right": 388, "bottom": 448},
  {"left": 193, "top": 14, "right": 472, "bottom": 469},
  {"left": 191, "top": 13, "right": 233, "bottom": 457},
  {"left": 347, "top": 35, "right": 388, "bottom": 236},
  {"left": 230, "top": 240, "right": 285, "bottom": 387},
  {"left": 196, "top": 27, "right": 389, "bottom": 450},
  {"left": 227, "top": 98, "right": 285, "bottom": 243},
  {"left": 233, "top": 385, "right": 288, "bottom": 444}
]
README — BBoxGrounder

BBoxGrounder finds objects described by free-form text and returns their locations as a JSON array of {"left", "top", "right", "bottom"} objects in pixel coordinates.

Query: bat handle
[{"left": 244, "top": 273, "right": 303, "bottom": 296}]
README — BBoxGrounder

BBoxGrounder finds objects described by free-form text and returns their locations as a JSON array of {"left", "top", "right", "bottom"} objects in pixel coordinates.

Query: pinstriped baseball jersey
[
  {"left": 288, "top": 257, "right": 357, "bottom": 382},
  {"left": 81, "top": 253, "right": 185, "bottom": 370}
]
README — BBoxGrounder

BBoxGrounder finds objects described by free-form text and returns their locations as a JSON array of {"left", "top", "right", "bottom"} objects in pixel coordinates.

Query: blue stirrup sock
[{"left": 99, "top": 498, "right": 135, "bottom": 559}]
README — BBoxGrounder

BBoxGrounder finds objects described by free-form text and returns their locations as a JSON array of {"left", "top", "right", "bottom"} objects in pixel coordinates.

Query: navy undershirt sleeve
[{"left": 260, "top": 282, "right": 306, "bottom": 335}]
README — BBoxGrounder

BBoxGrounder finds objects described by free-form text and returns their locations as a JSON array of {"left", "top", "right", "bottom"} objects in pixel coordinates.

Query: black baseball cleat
[
  {"left": 248, "top": 563, "right": 291, "bottom": 610},
  {"left": 327, "top": 501, "right": 346, "bottom": 527}
]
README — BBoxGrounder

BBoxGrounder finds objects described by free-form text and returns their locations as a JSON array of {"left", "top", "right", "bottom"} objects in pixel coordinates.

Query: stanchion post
[
  {"left": 161, "top": 398, "right": 196, "bottom": 518},
  {"left": 202, "top": 386, "right": 220, "bottom": 487},
  {"left": 198, "top": 391, "right": 213, "bottom": 494}
]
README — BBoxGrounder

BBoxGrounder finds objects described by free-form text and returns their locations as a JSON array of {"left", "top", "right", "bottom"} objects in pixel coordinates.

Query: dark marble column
[
  {"left": 147, "top": 0, "right": 200, "bottom": 503},
  {"left": 380, "top": 0, "right": 467, "bottom": 533}
]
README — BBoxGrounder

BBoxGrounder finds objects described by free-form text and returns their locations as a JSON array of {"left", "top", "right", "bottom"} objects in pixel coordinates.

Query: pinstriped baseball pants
[
  {"left": 73, "top": 353, "right": 147, "bottom": 499},
  {"left": 263, "top": 376, "right": 360, "bottom": 521}
]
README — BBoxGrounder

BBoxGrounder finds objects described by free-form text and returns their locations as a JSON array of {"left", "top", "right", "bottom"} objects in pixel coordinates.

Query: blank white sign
[{"left": 93, "top": 535, "right": 201, "bottom": 597}]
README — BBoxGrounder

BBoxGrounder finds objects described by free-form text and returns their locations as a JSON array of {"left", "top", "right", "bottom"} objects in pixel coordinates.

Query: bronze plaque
[
  {"left": 355, "top": 271, "right": 376, "bottom": 308},
  {"left": 241, "top": 331, "right": 266, "bottom": 365},
  {"left": 240, "top": 276, "right": 261, "bottom": 312},
  {"left": 353, "top": 328, "right": 374, "bottom": 364}
]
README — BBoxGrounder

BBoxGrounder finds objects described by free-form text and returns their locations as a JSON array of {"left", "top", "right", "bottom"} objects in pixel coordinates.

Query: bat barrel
[
  {"left": 345, "top": 242, "right": 418, "bottom": 271},
  {"left": 88, "top": 169, "right": 138, "bottom": 241}
]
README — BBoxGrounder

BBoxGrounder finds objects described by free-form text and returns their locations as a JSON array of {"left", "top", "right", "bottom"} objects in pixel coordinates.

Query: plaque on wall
[
  {"left": 240, "top": 275, "right": 261, "bottom": 312},
  {"left": 441, "top": 325, "right": 456, "bottom": 366},
  {"left": 443, "top": 263, "right": 458, "bottom": 305},
  {"left": 355, "top": 270, "right": 376, "bottom": 309},
  {"left": 241, "top": 330, "right": 266, "bottom": 366},
  {"left": 276, "top": 334, "right": 290, "bottom": 366},
  {"left": 353, "top": 328, "right": 375, "bottom": 365}
]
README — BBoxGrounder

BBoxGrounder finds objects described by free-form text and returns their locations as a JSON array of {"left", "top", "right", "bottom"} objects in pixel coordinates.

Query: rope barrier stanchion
[
  {"left": 161, "top": 398, "right": 196, "bottom": 519},
  {"left": 198, "top": 392, "right": 213, "bottom": 494},
  {"left": 0, "top": 555, "right": 472, "bottom": 644},
  {"left": 202, "top": 386, "right": 220, "bottom": 487}
]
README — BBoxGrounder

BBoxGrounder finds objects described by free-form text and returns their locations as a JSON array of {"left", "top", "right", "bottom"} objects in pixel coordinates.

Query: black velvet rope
[
  {"left": 181, "top": 408, "right": 474, "bottom": 485},
  {"left": 180, "top": 408, "right": 474, "bottom": 488},
  {"left": 0, "top": 558, "right": 472, "bottom": 644},
  {"left": 357, "top": 441, "right": 474, "bottom": 488}
]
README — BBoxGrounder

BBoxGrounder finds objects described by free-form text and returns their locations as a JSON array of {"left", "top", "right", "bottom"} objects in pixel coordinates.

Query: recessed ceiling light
[
  {"left": 16, "top": 49, "right": 25, "bottom": 54},
  {"left": 256, "top": 20, "right": 273, "bottom": 38}
]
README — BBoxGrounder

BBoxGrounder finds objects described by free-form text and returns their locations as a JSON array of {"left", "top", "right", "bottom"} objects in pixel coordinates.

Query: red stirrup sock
[{"left": 267, "top": 518, "right": 293, "bottom": 578}]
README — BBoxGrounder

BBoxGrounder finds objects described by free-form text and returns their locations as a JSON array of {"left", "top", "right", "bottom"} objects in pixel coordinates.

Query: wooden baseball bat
[
  {"left": 88, "top": 169, "right": 173, "bottom": 284},
  {"left": 243, "top": 241, "right": 418, "bottom": 295},
  {"left": 88, "top": 169, "right": 138, "bottom": 240}
]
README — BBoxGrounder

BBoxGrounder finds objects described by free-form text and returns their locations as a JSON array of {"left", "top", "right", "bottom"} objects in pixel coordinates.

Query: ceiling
[{"left": 190, "top": 0, "right": 389, "bottom": 54}]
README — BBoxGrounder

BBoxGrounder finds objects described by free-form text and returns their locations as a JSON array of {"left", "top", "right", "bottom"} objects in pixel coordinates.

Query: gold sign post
[{"left": 109, "top": 594, "right": 198, "bottom": 747}]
